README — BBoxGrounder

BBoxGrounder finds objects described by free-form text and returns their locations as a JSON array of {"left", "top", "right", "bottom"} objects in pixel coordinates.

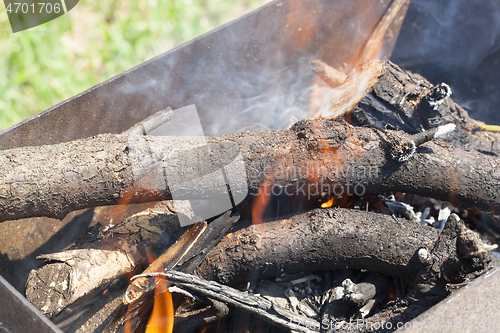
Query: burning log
[{"left": 0, "top": 110, "right": 498, "bottom": 223}]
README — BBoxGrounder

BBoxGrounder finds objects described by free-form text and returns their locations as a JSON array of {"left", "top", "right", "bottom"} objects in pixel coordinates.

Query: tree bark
[
  {"left": 1, "top": 62, "right": 499, "bottom": 222},
  {"left": 198, "top": 208, "right": 441, "bottom": 285},
  {"left": 1, "top": 116, "right": 499, "bottom": 223}
]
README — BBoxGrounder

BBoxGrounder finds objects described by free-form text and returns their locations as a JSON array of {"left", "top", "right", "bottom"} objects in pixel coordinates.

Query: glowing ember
[
  {"left": 321, "top": 198, "right": 334, "bottom": 208},
  {"left": 145, "top": 276, "right": 174, "bottom": 333}
]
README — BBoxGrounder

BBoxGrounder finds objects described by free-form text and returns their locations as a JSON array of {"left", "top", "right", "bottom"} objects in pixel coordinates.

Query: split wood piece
[
  {"left": 103, "top": 212, "right": 239, "bottom": 332},
  {"left": 101, "top": 222, "right": 209, "bottom": 333},
  {"left": 160, "top": 270, "right": 320, "bottom": 333},
  {"left": 198, "top": 208, "right": 441, "bottom": 286},
  {"left": 315, "top": 0, "right": 410, "bottom": 119},
  {"left": 125, "top": 211, "right": 240, "bottom": 302},
  {"left": 25, "top": 201, "right": 183, "bottom": 317},
  {"left": 1, "top": 63, "right": 500, "bottom": 222},
  {"left": 311, "top": 60, "right": 347, "bottom": 87}
]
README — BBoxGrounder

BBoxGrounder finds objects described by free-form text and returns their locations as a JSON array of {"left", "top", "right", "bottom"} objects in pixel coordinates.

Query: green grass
[{"left": 0, "top": 0, "right": 269, "bottom": 130}]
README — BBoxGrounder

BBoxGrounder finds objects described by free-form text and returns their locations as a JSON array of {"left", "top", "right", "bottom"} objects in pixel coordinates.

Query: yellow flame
[
  {"left": 321, "top": 198, "right": 334, "bottom": 208},
  {"left": 145, "top": 276, "right": 174, "bottom": 333},
  {"left": 251, "top": 175, "right": 273, "bottom": 224}
]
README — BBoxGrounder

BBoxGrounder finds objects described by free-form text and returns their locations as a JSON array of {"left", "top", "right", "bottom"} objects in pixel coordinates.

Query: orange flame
[
  {"left": 198, "top": 326, "right": 209, "bottom": 333},
  {"left": 251, "top": 175, "right": 274, "bottom": 225},
  {"left": 145, "top": 276, "right": 174, "bottom": 333},
  {"left": 310, "top": 0, "right": 410, "bottom": 120},
  {"left": 321, "top": 198, "right": 334, "bottom": 208}
]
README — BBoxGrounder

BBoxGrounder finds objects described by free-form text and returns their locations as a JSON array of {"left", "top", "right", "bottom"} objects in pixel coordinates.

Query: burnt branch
[
  {"left": 198, "top": 208, "right": 441, "bottom": 285},
  {"left": 1, "top": 116, "right": 499, "bottom": 223},
  {"left": 155, "top": 270, "right": 320, "bottom": 333},
  {"left": 198, "top": 208, "right": 497, "bottom": 307}
]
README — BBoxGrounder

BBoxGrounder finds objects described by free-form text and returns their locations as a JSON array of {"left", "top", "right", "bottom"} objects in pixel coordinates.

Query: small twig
[
  {"left": 124, "top": 108, "right": 174, "bottom": 136},
  {"left": 142, "top": 270, "right": 320, "bottom": 333},
  {"left": 383, "top": 123, "right": 456, "bottom": 162}
]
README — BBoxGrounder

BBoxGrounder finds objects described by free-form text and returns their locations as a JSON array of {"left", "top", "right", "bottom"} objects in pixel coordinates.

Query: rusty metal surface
[
  {"left": 0, "top": 274, "right": 62, "bottom": 333},
  {"left": 396, "top": 266, "right": 500, "bottom": 332},
  {"left": 0, "top": 0, "right": 398, "bottom": 150}
]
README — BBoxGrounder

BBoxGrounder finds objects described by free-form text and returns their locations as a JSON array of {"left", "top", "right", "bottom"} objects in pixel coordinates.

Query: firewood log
[
  {"left": 115, "top": 210, "right": 496, "bottom": 333},
  {"left": 0, "top": 61, "right": 499, "bottom": 223},
  {"left": 0, "top": 118, "right": 498, "bottom": 222},
  {"left": 197, "top": 208, "right": 440, "bottom": 285}
]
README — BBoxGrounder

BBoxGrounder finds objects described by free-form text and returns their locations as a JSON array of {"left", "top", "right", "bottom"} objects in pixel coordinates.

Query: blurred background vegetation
[{"left": 0, "top": 0, "right": 270, "bottom": 130}]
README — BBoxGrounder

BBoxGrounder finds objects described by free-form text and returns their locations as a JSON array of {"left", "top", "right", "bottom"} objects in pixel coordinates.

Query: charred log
[
  {"left": 198, "top": 209, "right": 497, "bottom": 289},
  {"left": 344, "top": 61, "right": 500, "bottom": 155},
  {"left": 197, "top": 208, "right": 441, "bottom": 285},
  {"left": 1, "top": 113, "right": 499, "bottom": 223},
  {"left": 328, "top": 214, "right": 499, "bottom": 333},
  {"left": 121, "top": 211, "right": 496, "bottom": 333}
]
